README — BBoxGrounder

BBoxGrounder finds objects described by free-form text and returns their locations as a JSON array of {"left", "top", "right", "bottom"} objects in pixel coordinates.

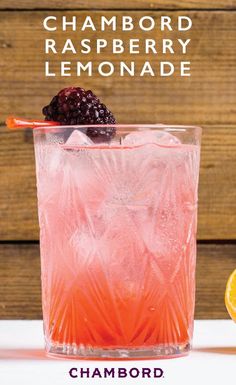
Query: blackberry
[{"left": 42, "top": 87, "right": 116, "bottom": 141}]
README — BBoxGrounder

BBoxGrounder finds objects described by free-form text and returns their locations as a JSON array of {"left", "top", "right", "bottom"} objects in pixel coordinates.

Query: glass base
[{"left": 46, "top": 341, "right": 191, "bottom": 360}]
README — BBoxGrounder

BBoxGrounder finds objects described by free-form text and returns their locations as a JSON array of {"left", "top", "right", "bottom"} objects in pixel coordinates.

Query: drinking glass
[{"left": 33, "top": 124, "right": 201, "bottom": 359}]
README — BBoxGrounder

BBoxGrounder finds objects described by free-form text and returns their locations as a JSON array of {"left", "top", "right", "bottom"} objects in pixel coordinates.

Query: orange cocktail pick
[{"left": 6, "top": 117, "right": 59, "bottom": 129}]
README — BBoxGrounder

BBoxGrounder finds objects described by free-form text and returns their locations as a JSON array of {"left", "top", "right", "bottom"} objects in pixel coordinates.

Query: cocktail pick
[{"left": 6, "top": 117, "right": 59, "bottom": 129}]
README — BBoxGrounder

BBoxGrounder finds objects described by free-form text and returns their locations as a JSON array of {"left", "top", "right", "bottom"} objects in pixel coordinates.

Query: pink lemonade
[{"left": 34, "top": 126, "right": 201, "bottom": 358}]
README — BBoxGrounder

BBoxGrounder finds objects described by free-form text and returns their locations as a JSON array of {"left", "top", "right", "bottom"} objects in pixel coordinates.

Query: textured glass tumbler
[{"left": 33, "top": 124, "right": 201, "bottom": 359}]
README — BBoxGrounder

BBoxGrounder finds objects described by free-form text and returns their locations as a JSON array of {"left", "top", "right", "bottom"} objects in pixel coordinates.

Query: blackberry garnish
[{"left": 42, "top": 87, "right": 116, "bottom": 141}]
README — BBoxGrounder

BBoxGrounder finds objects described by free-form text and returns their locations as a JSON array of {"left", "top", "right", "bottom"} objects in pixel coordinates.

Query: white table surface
[{"left": 0, "top": 320, "right": 235, "bottom": 385}]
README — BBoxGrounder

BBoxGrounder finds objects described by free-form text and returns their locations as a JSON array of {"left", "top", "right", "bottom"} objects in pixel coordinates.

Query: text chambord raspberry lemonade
[{"left": 32, "top": 89, "right": 201, "bottom": 358}]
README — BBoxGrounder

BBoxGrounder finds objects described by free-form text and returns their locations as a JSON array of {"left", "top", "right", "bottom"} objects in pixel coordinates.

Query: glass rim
[{"left": 33, "top": 123, "right": 202, "bottom": 134}]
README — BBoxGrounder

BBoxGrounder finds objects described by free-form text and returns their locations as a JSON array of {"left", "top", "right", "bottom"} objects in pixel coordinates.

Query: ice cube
[
  {"left": 64, "top": 129, "right": 93, "bottom": 147},
  {"left": 123, "top": 130, "right": 180, "bottom": 146}
]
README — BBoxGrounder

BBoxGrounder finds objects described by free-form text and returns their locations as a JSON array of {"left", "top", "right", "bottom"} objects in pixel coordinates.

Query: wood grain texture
[
  {"left": 196, "top": 243, "right": 236, "bottom": 319},
  {"left": 1, "top": 125, "right": 236, "bottom": 240},
  {"left": 0, "top": 244, "right": 41, "bottom": 319},
  {"left": 0, "top": 0, "right": 236, "bottom": 10},
  {"left": 0, "top": 243, "right": 235, "bottom": 319},
  {"left": 0, "top": 11, "right": 235, "bottom": 126}
]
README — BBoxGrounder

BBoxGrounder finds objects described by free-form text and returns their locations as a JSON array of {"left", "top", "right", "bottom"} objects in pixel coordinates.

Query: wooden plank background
[
  {"left": 0, "top": 1, "right": 235, "bottom": 319},
  {"left": 0, "top": 1, "right": 236, "bottom": 10}
]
